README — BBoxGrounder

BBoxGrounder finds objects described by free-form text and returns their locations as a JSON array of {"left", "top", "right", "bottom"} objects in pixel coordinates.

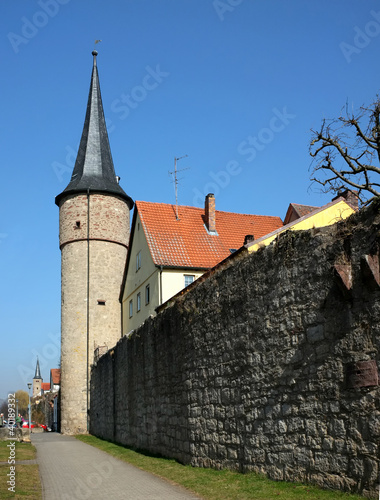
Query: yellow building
[{"left": 246, "top": 194, "right": 356, "bottom": 253}]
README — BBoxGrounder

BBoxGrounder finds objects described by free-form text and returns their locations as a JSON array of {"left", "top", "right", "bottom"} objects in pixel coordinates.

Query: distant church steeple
[
  {"left": 33, "top": 357, "right": 42, "bottom": 397},
  {"left": 56, "top": 51, "right": 133, "bottom": 435},
  {"left": 34, "top": 357, "right": 41, "bottom": 379},
  {"left": 55, "top": 50, "right": 133, "bottom": 208}
]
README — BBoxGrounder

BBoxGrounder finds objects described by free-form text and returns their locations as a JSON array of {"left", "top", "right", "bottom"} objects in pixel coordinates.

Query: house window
[
  {"left": 129, "top": 300, "right": 133, "bottom": 318},
  {"left": 184, "top": 275, "right": 195, "bottom": 287},
  {"left": 97, "top": 299, "right": 106, "bottom": 306},
  {"left": 145, "top": 284, "right": 150, "bottom": 305},
  {"left": 136, "top": 251, "right": 141, "bottom": 271},
  {"left": 137, "top": 293, "right": 141, "bottom": 312}
]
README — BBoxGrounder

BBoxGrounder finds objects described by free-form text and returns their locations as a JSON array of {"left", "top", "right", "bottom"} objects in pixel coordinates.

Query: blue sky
[{"left": 1, "top": 0, "right": 379, "bottom": 402}]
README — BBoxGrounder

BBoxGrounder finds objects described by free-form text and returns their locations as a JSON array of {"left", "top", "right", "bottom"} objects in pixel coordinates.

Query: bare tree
[{"left": 310, "top": 97, "right": 380, "bottom": 206}]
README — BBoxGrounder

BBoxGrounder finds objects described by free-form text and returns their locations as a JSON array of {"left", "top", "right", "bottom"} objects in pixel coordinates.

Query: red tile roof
[
  {"left": 136, "top": 201, "right": 283, "bottom": 269},
  {"left": 293, "top": 203, "right": 319, "bottom": 218},
  {"left": 41, "top": 383, "right": 50, "bottom": 391},
  {"left": 50, "top": 369, "right": 61, "bottom": 385},
  {"left": 284, "top": 203, "right": 319, "bottom": 225}
]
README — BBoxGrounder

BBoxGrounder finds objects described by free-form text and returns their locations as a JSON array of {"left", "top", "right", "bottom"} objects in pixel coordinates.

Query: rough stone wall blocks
[{"left": 91, "top": 202, "right": 380, "bottom": 498}]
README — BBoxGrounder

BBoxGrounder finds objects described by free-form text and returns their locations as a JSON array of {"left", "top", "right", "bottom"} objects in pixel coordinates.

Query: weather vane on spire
[{"left": 93, "top": 40, "right": 102, "bottom": 58}]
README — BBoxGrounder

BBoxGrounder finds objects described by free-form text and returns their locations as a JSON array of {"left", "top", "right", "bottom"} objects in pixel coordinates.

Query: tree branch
[{"left": 309, "top": 97, "right": 380, "bottom": 206}]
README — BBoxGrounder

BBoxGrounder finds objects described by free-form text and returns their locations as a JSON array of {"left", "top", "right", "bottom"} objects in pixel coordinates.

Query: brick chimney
[
  {"left": 205, "top": 193, "right": 216, "bottom": 232},
  {"left": 332, "top": 189, "right": 359, "bottom": 211}
]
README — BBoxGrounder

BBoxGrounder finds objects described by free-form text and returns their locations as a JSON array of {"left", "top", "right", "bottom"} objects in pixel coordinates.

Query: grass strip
[
  {"left": 76, "top": 435, "right": 365, "bottom": 500},
  {"left": 0, "top": 442, "right": 36, "bottom": 463},
  {"left": 0, "top": 442, "right": 41, "bottom": 499}
]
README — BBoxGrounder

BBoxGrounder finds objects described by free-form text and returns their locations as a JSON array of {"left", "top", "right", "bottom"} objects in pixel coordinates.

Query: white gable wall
[
  {"left": 122, "top": 212, "right": 206, "bottom": 334},
  {"left": 161, "top": 269, "right": 204, "bottom": 304},
  {"left": 122, "top": 212, "right": 159, "bottom": 334}
]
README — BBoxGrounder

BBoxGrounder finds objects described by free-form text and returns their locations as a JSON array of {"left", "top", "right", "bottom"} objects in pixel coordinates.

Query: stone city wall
[{"left": 90, "top": 202, "right": 380, "bottom": 498}]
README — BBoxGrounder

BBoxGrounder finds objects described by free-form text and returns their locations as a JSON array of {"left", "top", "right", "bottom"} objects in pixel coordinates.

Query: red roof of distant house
[
  {"left": 41, "top": 383, "right": 50, "bottom": 391},
  {"left": 50, "top": 369, "right": 61, "bottom": 385},
  {"left": 136, "top": 200, "right": 283, "bottom": 269},
  {"left": 284, "top": 203, "right": 319, "bottom": 225}
]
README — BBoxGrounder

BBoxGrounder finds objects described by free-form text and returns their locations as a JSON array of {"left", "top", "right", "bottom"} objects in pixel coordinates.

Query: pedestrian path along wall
[{"left": 90, "top": 202, "right": 380, "bottom": 498}]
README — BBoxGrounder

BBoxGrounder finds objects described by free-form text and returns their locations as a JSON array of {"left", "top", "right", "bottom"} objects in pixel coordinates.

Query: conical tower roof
[
  {"left": 55, "top": 51, "right": 133, "bottom": 208},
  {"left": 34, "top": 357, "right": 41, "bottom": 380}
]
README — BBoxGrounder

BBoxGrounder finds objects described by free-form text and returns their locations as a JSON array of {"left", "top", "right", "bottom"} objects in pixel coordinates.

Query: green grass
[
  {"left": 76, "top": 435, "right": 365, "bottom": 500},
  {"left": 0, "top": 443, "right": 35, "bottom": 463},
  {"left": 0, "top": 442, "right": 41, "bottom": 499}
]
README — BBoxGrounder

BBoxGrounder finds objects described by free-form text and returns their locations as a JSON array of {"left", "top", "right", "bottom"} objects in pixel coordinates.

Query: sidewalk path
[{"left": 31, "top": 433, "right": 201, "bottom": 500}]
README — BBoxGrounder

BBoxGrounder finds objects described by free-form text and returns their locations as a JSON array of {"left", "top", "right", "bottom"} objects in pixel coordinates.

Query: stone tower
[
  {"left": 55, "top": 51, "right": 134, "bottom": 435},
  {"left": 33, "top": 358, "right": 42, "bottom": 398}
]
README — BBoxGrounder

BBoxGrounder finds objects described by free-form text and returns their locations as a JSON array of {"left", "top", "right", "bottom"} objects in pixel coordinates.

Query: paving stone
[{"left": 31, "top": 433, "right": 200, "bottom": 500}]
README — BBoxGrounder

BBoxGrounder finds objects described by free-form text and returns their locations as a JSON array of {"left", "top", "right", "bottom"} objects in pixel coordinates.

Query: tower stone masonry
[{"left": 56, "top": 51, "right": 133, "bottom": 434}]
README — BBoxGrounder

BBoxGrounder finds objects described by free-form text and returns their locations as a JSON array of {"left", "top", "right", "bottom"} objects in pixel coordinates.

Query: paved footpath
[{"left": 31, "top": 433, "right": 201, "bottom": 500}]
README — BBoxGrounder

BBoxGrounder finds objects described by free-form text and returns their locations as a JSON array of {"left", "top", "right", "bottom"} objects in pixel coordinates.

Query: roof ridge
[
  {"left": 135, "top": 200, "right": 282, "bottom": 219},
  {"left": 290, "top": 202, "right": 319, "bottom": 208}
]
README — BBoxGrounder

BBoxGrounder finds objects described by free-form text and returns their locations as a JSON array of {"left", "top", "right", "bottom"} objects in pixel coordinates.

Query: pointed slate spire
[
  {"left": 55, "top": 51, "right": 133, "bottom": 208},
  {"left": 34, "top": 357, "right": 41, "bottom": 380}
]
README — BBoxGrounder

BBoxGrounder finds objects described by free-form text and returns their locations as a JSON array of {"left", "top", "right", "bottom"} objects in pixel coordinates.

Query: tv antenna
[{"left": 169, "top": 155, "right": 189, "bottom": 220}]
